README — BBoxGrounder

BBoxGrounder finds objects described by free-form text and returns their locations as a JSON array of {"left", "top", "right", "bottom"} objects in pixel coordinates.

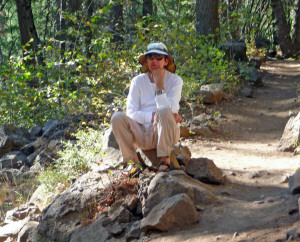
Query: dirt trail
[{"left": 149, "top": 59, "right": 300, "bottom": 242}]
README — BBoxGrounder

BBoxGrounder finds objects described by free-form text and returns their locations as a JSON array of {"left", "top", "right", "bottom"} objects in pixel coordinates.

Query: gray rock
[
  {"left": 294, "top": 146, "right": 300, "bottom": 155},
  {"left": 0, "top": 151, "right": 29, "bottom": 169},
  {"left": 109, "top": 223, "right": 123, "bottom": 235},
  {"left": 172, "top": 143, "right": 191, "bottom": 166},
  {"left": 286, "top": 229, "right": 300, "bottom": 241},
  {"left": 288, "top": 169, "right": 300, "bottom": 194},
  {"left": 48, "top": 130, "right": 65, "bottom": 141},
  {"left": 17, "top": 221, "right": 39, "bottom": 242},
  {"left": 190, "top": 125, "right": 214, "bottom": 137},
  {"left": 5, "top": 203, "right": 41, "bottom": 224},
  {"left": 240, "top": 87, "right": 253, "bottom": 98},
  {"left": 192, "top": 113, "right": 214, "bottom": 125},
  {"left": 137, "top": 149, "right": 180, "bottom": 170},
  {"left": 126, "top": 221, "right": 141, "bottom": 240},
  {"left": 220, "top": 40, "right": 248, "bottom": 61},
  {"left": 0, "top": 169, "right": 22, "bottom": 183},
  {"left": 37, "top": 172, "right": 115, "bottom": 241},
  {"left": 70, "top": 216, "right": 111, "bottom": 242},
  {"left": 42, "top": 119, "right": 61, "bottom": 138},
  {"left": 27, "top": 148, "right": 43, "bottom": 167},
  {"left": 0, "top": 218, "right": 29, "bottom": 241},
  {"left": 29, "top": 126, "right": 43, "bottom": 138},
  {"left": 180, "top": 125, "right": 190, "bottom": 138},
  {"left": 20, "top": 143, "right": 35, "bottom": 156},
  {"left": 102, "top": 128, "right": 119, "bottom": 150},
  {"left": 185, "top": 158, "right": 224, "bottom": 185},
  {"left": 35, "top": 149, "right": 56, "bottom": 166},
  {"left": 93, "top": 147, "right": 123, "bottom": 172},
  {"left": 0, "top": 125, "right": 31, "bottom": 157},
  {"left": 242, "top": 67, "right": 263, "bottom": 86},
  {"left": 109, "top": 202, "right": 130, "bottom": 224},
  {"left": 29, "top": 184, "right": 48, "bottom": 212},
  {"left": 278, "top": 112, "right": 300, "bottom": 152},
  {"left": 142, "top": 170, "right": 216, "bottom": 216},
  {"left": 141, "top": 193, "right": 200, "bottom": 232}
]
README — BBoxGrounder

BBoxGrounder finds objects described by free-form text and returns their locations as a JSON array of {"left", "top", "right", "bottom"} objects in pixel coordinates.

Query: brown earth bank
[{"left": 147, "top": 59, "right": 300, "bottom": 242}]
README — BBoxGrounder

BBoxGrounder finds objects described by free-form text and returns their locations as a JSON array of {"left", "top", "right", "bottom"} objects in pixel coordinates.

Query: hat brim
[{"left": 139, "top": 54, "right": 176, "bottom": 73}]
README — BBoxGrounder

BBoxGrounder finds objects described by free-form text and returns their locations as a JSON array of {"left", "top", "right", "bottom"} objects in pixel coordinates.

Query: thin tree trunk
[
  {"left": 196, "top": 0, "right": 220, "bottom": 41},
  {"left": 85, "top": 0, "right": 93, "bottom": 58},
  {"left": 271, "top": 0, "right": 294, "bottom": 58},
  {"left": 143, "top": 0, "right": 153, "bottom": 17},
  {"left": 110, "top": 0, "right": 123, "bottom": 43},
  {"left": 293, "top": 0, "right": 300, "bottom": 52},
  {"left": 16, "top": 0, "right": 44, "bottom": 65}
]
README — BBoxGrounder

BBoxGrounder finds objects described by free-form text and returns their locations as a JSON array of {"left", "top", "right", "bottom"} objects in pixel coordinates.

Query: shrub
[{"left": 37, "top": 128, "right": 103, "bottom": 194}]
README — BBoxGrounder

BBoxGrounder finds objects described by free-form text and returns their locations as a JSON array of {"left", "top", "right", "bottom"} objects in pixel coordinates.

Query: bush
[{"left": 38, "top": 128, "right": 103, "bottom": 194}]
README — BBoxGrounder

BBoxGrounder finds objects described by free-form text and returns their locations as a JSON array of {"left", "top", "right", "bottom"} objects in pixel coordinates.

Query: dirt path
[{"left": 149, "top": 59, "right": 300, "bottom": 242}]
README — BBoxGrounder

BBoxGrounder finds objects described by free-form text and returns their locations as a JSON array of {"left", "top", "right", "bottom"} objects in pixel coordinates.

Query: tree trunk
[
  {"left": 195, "top": 0, "right": 220, "bottom": 41},
  {"left": 143, "top": 0, "right": 153, "bottom": 17},
  {"left": 227, "top": 0, "right": 240, "bottom": 40},
  {"left": 15, "top": 0, "right": 43, "bottom": 65},
  {"left": 271, "top": 0, "right": 294, "bottom": 58},
  {"left": 110, "top": 0, "right": 123, "bottom": 43},
  {"left": 85, "top": 0, "right": 93, "bottom": 58},
  {"left": 0, "top": 44, "right": 2, "bottom": 67},
  {"left": 293, "top": 0, "right": 300, "bottom": 52}
]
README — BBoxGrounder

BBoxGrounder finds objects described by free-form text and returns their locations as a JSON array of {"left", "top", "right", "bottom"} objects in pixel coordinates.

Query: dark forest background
[{"left": 0, "top": 0, "right": 300, "bottom": 127}]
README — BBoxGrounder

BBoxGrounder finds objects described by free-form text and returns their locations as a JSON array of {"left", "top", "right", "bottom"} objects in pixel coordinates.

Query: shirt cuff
[{"left": 155, "top": 93, "right": 169, "bottom": 110}]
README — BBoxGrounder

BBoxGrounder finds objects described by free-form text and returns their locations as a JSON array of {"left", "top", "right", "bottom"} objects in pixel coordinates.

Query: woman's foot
[{"left": 158, "top": 156, "right": 171, "bottom": 172}]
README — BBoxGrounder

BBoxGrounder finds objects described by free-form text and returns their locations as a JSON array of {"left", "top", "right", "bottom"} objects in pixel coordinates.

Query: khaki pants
[{"left": 111, "top": 108, "right": 180, "bottom": 162}]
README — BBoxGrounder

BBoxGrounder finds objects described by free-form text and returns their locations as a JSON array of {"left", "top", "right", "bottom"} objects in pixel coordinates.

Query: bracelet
[{"left": 155, "top": 89, "right": 165, "bottom": 96}]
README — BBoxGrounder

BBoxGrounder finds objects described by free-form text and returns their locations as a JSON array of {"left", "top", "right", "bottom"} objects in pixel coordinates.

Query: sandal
[{"left": 158, "top": 161, "right": 171, "bottom": 172}]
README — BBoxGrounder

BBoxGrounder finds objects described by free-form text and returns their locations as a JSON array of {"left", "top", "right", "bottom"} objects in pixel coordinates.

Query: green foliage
[
  {"left": 0, "top": 1, "right": 240, "bottom": 128},
  {"left": 133, "top": 18, "right": 239, "bottom": 99},
  {"left": 37, "top": 128, "right": 103, "bottom": 193}
]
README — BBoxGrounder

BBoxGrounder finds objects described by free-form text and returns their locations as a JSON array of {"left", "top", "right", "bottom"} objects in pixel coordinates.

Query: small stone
[
  {"left": 220, "top": 189, "right": 231, "bottom": 196},
  {"left": 253, "top": 200, "right": 264, "bottom": 204},
  {"left": 212, "top": 146, "right": 220, "bottom": 151},
  {"left": 110, "top": 224, "right": 123, "bottom": 235},
  {"left": 233, "top": 232, "right": 239, "bottom": 238}
]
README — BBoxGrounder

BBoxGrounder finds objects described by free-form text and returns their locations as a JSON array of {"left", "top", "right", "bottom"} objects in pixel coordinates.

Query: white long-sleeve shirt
[{"left": 126, "top": 70, "right": 183, "bottom": 125}]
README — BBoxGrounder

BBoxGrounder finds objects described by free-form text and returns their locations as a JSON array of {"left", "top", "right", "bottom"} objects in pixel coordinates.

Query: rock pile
[{"left": 0, "top": 120, "right": 226, "bottom": 241}]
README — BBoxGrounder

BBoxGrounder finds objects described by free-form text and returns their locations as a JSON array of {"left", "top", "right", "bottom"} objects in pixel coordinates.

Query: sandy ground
[{"left": 148, "top": 59, "right": 300, "bottom": 242}]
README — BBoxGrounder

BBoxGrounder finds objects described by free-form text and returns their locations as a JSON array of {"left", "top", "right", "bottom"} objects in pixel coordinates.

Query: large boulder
[
  {"left": 242, "top": 66, "right": 263, "bottom": 86},
  {"left": 185, "top": 158, "right": 224, "bottom": 185},
  {"left": 0, "top": 125, "right": 31, "bottom": 157},
  {"left": 42, "top": 119, "right": 62, "bottom": 138},
  {"left": 220, "top": 40, "right": 248, "bottom": 62},
  {"left": 37, "top": 172, "right": 120, "bottom": 241},
  {"left": 141, "top": 170, "right": 216, "bottom": 217},
  {"left": 278, "top": 112, "right": 300, "bottom": 152},
  {"left": 0, "top": 203, "right": 40, "bottom": 242},
  {"left": 69, "top": 214, "right": 111, "bottom": 242},
  {"left": 137, "top": 149, "right": 181, "bottom": 170},
  {"left": 288, "top": 169, "right": 300, "bottom": 194},
  {"left": 195, "top": 83, "right": 224, "bottom": 104},
  {"left": 141, "top": 193, "right": 199, "bottom": 232},
  {"left": 0, "top": 151, "right": 29, "bottom": 169}
]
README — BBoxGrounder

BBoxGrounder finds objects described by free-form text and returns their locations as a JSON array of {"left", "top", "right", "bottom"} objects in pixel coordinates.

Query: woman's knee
[
  {"left": 158, "top": 107, "right": 174, "bottom": 122},
  {"left": 111, "top": 112, "right": 126, "bottom": 125}
]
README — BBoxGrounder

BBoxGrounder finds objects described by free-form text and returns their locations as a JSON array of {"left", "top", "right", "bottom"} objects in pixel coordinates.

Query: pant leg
[
  {"left": 155, "top": 108, "right": 180, "bottom": 157},
  {"left": 111, "top": 112, "right": 145, "bottom": 162}
]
